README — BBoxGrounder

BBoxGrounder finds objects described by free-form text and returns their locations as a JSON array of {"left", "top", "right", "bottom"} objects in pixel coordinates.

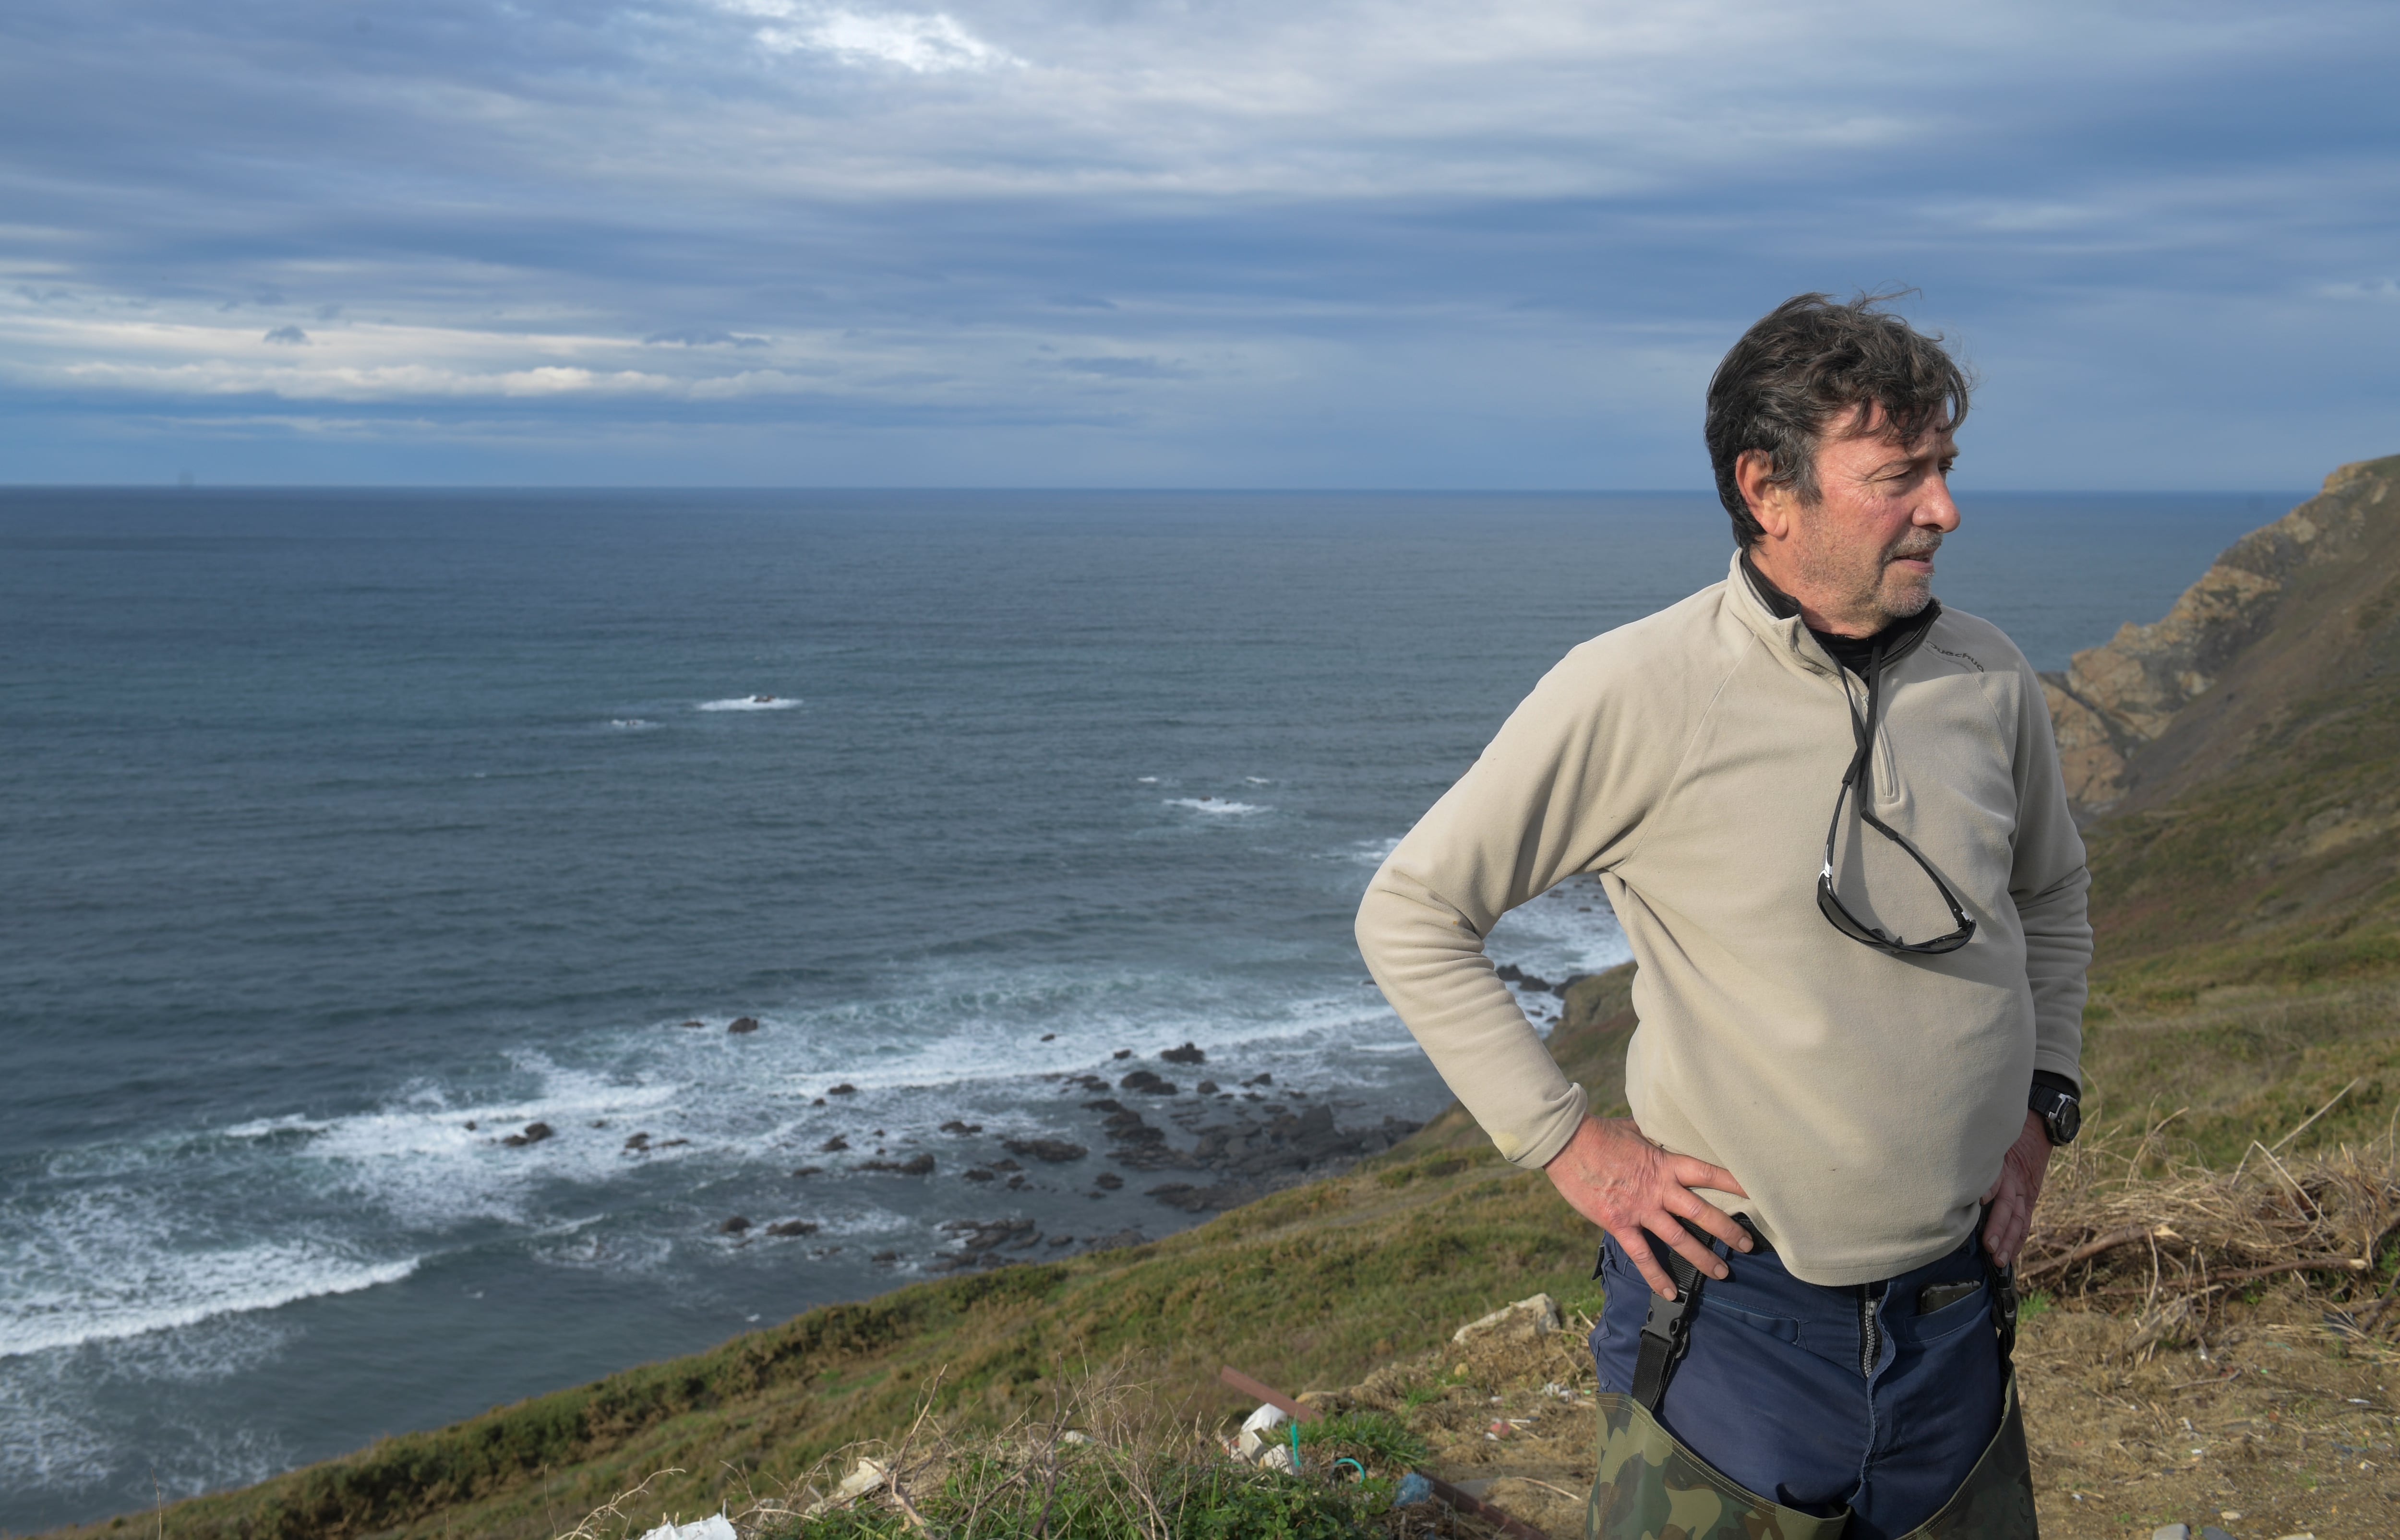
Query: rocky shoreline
[{"left": 693, "top": 1039, "right": 1428, "bottom": 1274}]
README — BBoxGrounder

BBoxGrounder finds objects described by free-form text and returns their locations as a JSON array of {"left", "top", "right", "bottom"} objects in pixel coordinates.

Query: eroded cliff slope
[{"left": 2040, "top": 454, "right": 2400, "bottom": 970}]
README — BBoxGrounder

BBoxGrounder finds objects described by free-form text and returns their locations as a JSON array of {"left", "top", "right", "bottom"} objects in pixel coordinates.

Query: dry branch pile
[{"left": 2019, "top": 1096, "right": 2400, "bottom": 1356}]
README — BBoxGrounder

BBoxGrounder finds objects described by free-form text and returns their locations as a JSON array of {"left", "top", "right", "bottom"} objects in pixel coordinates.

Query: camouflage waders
[
  {"left": 1584, "top": 1373, "right": 2034, "bottom": 1540},
  {"left": 1584, "top": 1218, "right": 2037, "bottom": 1539}
]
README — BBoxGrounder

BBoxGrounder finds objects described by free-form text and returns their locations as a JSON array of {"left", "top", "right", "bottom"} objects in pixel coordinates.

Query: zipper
[{"left": 1857, "top": 1284, "right": 1885, "bottom": 1378}]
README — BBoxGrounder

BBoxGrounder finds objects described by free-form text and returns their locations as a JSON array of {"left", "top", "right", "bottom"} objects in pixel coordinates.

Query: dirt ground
[{"left": 1313, "top": 1285, "right": 2400, "bottom": 1540}]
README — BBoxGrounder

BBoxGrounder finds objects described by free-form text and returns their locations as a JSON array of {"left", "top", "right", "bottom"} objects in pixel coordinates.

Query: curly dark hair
[{"left": 1704, "top": 290, "right": 1970, "bottom": 547}]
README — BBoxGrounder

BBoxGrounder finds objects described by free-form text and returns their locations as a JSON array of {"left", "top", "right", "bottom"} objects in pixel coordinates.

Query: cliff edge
[
  {"left": 2044, "top": 452, "right": 2400, "bottom": 816},
  {"left": 2046, "top": 452, "right": 2400, "bottom": 968}
]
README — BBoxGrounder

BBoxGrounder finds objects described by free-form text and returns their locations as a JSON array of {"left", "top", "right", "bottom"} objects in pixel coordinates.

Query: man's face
[{"left": 1782, "top": 411, "right": 1960, "bottom": 633}]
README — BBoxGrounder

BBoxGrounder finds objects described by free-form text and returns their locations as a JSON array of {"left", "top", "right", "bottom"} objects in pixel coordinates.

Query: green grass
[
  {"left": 749, "top": 1454, "right": 1398, "bottom": 1540},
  {"left": 1293, "top": 1411, "right": 1428, "bottom": 1470}
]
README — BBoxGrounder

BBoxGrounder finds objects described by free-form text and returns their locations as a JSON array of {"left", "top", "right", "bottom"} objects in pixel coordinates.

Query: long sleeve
[
  {"left": 1355, "top": 634, "right": 1677, "bottom": 1169},
  {"left": 2004, "top": 654, "right": 2093, "bottom": 1089}
]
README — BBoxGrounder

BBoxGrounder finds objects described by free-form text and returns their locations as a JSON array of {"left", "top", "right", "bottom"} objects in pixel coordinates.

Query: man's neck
[
  {"left": 1741, "top": 553, "right": 1931, "bottom": 675},
  {"left": 1741, "top": 547, "right": 1879, "bottom": 637}
]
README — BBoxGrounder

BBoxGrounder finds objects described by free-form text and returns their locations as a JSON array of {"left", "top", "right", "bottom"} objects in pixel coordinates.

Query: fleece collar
[{"left": 1721, "top": 550, "right": 1942, "bottom": 681}]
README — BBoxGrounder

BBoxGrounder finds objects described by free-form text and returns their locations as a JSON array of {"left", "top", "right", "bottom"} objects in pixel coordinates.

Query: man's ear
[{"left": 1734, "top": 450, "right": 1796, "bottom": 542}]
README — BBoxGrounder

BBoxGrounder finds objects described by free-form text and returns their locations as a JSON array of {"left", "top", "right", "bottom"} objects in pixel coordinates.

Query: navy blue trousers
[{"left": 1590, "top": 1226, "right": 2003, "bottom": 1540}]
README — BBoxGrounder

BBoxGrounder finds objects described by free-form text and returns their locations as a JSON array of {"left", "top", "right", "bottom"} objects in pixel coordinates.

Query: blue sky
[{"left": 1, "top": 1, "right": 2395, "bottom": 488}]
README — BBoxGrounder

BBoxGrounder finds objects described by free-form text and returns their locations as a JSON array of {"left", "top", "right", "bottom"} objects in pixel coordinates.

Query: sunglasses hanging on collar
[{"left": 1814, "top": 631, "right": 1976, "bottom": 957}]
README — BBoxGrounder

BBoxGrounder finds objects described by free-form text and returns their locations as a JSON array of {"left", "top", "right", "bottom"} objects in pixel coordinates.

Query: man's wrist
[{"left": 2028, "top": 1071, "right": 2081, "bottom": 1146}]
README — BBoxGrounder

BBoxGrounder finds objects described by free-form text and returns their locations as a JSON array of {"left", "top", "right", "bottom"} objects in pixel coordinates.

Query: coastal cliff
[{"left": 2044, "top": 452, "right": 2400, "bottom": 819}]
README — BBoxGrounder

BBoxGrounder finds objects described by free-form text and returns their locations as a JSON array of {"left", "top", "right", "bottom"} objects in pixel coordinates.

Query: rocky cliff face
[{"left": 2043, "top": 453, "right": 2400, "bottom": 817}]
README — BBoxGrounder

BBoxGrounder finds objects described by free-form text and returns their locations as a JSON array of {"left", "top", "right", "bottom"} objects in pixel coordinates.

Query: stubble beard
[
  {"left": 1873, "top": 533, "right": 1943, "bottom": 626},
  {"left": 1792, "top": 526, "right": 1944, "bottom": 633}
]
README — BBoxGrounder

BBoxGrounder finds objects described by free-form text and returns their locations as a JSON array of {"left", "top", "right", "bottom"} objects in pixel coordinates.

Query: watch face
[{"left": 2049, "top": 1097, "right": 2081, "bottom": 1145}]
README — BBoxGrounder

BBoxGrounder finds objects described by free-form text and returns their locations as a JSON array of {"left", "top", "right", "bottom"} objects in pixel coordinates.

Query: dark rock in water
[
  {"left": 1243, "top": 1073, "right": 1272, "bottom": 1087},
  {"left": 1111, "top": 1049, "right": 1132, "bottom": 1060},
  {"left": 680, "top": 1019, "right": 704, "bottom": 1028},
  {"left": 1119, "top": 1069, "right": 1177, "bottom": 1095},
  {"left": 623, "top": 1132, "right": 651, "bottom": 1150},
  {"left": 938, "top": 1120, "right": 983, "bottom": 1135},
  {"left": 1006, "top": 1175, "right": 1027, "bottom": 1189},
  {"left": 1047, "top": 1234, "right": 1075, "bottom": 1247},
  {"left": 932, "top": 1217, "right": 1042, "bottom": 1271},
  {"left": 766, "top": 1219, "right": 818, "bottom": 1237},
  {"left": 1040, "top": 1033, "right": 1056, "bottom": 1041},
  {"left": 1075, "top": 1074, "right": 1112, "bottom": 1092},
  {"left": 963, "top": 1168, "right": 995, "bottom": 1182},
  {"left": 989, "top": 1157, "right": 1023, "bottom": 1173},
  {"left": 1083, "top": 1098, "right": 1125, "bottom": 1113},
  {"left": 1494, "top": 963, "right": 1524, "bottom": 982},
  {"left": 728, "top": 1016, "right": 760, "bottom": 1034},
  {"left": 1093, "top": 1171, "right": 1125, "bottom": 1190},
  {"left": 790, "top": 1165, "right": 823, "bottom": 1177},
  {"left": 820, "top": 1134, "right": 850, "bottom": 1153},
  {"left": 1001, "top": 1137, "right": 1086, "bottom": 1163},
  {"left": 826, "top": 1083, "right": 858, "bottom": 1096},
  {"left": 871, "top": 1250, "right": 899, "bottom": 1264},
  {"left": 464, "top": 1120, "right": 477, "bottom": 1130},
  {"left": 861, "top": 1152, "right": 936, "bottom": 1176},
  {"left": 1195, "top": 1080, "right": 1218, "bottom": 1095},
  {"left": 502, "top": 1122, "right": 553, "bottom": 1147},
  {"left": 720, "top": 1215, "right": 751, "bottom": 1234},
  {"left": 1159, "top": 1041, "right": 1206, "bottom": 1065},
  {"left": 655, "top": 1137, "right": 688, "bottom": 1148}
]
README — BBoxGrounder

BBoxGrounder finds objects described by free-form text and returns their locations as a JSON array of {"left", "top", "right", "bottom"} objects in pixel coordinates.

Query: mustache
[{"left": 1886, "top": 533, "right": 1944, "bottom": 562}]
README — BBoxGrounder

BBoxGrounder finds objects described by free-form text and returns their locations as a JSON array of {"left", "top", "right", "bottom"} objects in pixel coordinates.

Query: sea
[{"left": 0, "top": 487, "right": 2278, "bottom": 1531}]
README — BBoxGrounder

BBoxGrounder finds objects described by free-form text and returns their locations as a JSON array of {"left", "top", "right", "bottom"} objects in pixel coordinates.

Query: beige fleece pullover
[{"left": 1356, "top": 552, "right": 2090, "bottom": 1286}]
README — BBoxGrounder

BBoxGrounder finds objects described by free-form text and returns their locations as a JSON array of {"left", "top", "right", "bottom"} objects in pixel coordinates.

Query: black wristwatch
[{"left": 2029, "top": 1073, "right": 2081, "bottom": 1146}]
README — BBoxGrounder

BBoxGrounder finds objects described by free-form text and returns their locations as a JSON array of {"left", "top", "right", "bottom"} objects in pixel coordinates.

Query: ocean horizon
[{"left": 0, "top": 486, "right": 2282, "bottom": 1530}]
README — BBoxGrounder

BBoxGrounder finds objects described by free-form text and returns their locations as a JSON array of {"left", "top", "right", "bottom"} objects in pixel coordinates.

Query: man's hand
[
  {"left": 1980, "top": 1110, "right": 2052, "bottom": 1267},
  {"left": 1543, "top": 1114, "right": 1751, "bottom": 1298}
]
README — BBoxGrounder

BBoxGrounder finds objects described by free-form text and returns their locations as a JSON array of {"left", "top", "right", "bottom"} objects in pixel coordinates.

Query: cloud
[
  {"left": 261, "top": 325, "right": 311, "bottom": 346},
  {"left": 1056, "top": 356, "right": 1182, "bottom": 379},
  {"left": 645, "top": 328, "right": 772, "bottom": 347},
  {"left": 730, "top": 3, "right": 1021, "bottom": 72},
  {"left": 0, "top": 1, "right": 2396, "bottom": 485}
]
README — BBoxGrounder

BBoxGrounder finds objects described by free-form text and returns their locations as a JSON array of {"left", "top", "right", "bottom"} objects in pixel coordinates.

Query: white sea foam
[
  {"left": 1165, "top": 798, "right": 1264, "bottom": 816},
  {"left": 697, "top": 695, "right": 799, "bottom": 712},
  {"left": 1135, "top": 776, "right": 1158, "bottom": 784},
  {"left": 1244, "top": 776, "right": 1272, "bottom": 785},
  {"left": 610, "top": 718, "right": 658, "bottom": 730},
  {"left": 285, "top": 1063, "right": 687, "bottom": 1228},
  {"left": 0, "top": 1233, "right": 416, "bottom": 1360}
]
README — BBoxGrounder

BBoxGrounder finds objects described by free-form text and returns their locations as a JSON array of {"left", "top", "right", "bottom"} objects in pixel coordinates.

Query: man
[{"left": 1356, "top": 292, "right": 2087, "bottom": 1538}]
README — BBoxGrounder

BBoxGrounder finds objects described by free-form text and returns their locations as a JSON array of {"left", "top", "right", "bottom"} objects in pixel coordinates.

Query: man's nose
[{"left": 1917, "top": 476, "right": 1961, "bottom": 532}]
